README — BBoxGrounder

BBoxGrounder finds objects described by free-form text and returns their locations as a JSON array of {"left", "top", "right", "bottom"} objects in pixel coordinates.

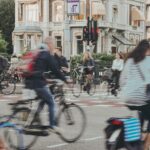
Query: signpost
[{"left": 67, "top": 0, "right": 80, "bottom": 15}]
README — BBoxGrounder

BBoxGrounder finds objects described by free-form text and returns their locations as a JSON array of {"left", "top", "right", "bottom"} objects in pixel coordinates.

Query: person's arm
[
  {"left": 119, "top": 60, "right": 130, "bottom": 88},
  {"left": 47, "top": 54, "right": 66, "bottom": 82},
  {"left": 111, "top": 60, "right": 116, "bottom": 70},
  {"left": 119, "top": 60, "right": 124, "bottom": 71}
]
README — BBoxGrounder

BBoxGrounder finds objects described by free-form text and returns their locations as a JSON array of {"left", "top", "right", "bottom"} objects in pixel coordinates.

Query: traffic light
[
  {"left": 83, "top": 26, "right": 89, "bottom": 41},
  {"left": 91, "top": 20, "right": 98, "bottom": 43}
]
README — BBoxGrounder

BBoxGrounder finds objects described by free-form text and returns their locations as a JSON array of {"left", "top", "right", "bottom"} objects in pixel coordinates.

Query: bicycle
[
  {"left": 0, "top": 117, "right": 24, "bottom": 150},
  {"left": 71, "top": 66, "right": 96, "bottom": 97},
  {"left": 4, "top": 79, "right": 86, "bottom": 149},
  {"left": 0, "top": 70, "right": 16, "bottom": 95},
  {"left": 99, "top": 67, "right": 118, "bottom": 97},
  {"left": 104, "top": 104, "right": 150, "bottom": 150}
]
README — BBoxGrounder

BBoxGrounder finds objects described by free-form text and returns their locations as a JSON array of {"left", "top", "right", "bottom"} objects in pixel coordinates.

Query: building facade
[
  {"left": 146, "top": 0, "right": 150, "bottom": 39},
  {"left": 13, "top": 0, "right": 145, "bottom": 58}
]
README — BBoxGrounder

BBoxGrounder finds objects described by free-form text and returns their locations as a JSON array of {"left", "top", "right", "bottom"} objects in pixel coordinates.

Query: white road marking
[{"left": 47, "top": 136, "right": 103, "bottom": 149}]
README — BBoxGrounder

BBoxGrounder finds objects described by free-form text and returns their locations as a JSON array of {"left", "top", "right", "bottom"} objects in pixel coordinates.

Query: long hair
[
  {"left": 127, "top": 39, "right": 150, "bottom": 63},
  {"left": 83, "top": 51, "right": 93, "bottom": 62}
]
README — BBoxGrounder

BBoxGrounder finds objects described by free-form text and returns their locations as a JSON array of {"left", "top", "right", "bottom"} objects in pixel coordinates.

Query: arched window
[{"left": 52, "top": 1, "right": 64, "bottom": 22}]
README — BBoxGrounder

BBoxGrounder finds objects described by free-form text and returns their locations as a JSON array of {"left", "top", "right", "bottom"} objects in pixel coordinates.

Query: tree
[
  {"left": 0, "top": 0, "right": 15, "bottom": 54},
  {"left": 0, "top": 33, "right": 8, "bottom": 53}
]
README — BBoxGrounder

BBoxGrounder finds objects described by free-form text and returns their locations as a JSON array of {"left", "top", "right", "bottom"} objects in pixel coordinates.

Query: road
[{"left": 0, "top": 84, "right": 136, "bottom": 150}]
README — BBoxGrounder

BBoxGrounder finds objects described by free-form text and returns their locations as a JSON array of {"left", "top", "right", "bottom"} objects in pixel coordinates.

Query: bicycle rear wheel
[
  {"left": 57, "top": 103, "right": 86, "bottom": 143},
  {"left": 4, "top": 108, "right": 40, "bottom": 149},
  {"left": 87, "top": 79, "right": 96, "bottom": 96},
  {"left": 1, "top": 76, "right": 16, "bottom": 95}
]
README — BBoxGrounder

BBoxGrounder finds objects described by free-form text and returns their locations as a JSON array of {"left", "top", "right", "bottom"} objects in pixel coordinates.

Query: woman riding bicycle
[
  {"left": 120, "top": 39, "right": 150, "bottom": 149},
  {"left": 82, "top": 51, "right": 95, "bottom": 92}
]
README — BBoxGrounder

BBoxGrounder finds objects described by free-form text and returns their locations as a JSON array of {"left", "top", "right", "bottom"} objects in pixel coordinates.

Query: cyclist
[
  {"left": 111, "top": 52, "right": 124, "bottom": 95},
  {"left": 54, "top": 47, "right": 69, "bottom": 76},
  {"left": 120, "top": 39, "right": 150, "bottom": 149},
  {"left": 82, "top": 51, "right": 95, "bottom": 92},
  {"left": 24, "top": 37, "right": 71, "bottom": 132}
]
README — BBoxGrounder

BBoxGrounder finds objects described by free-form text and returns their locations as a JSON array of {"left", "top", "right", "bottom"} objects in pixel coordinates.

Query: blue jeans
[{"left": 35, "top": 86, "right": 55, "bottom": 127}]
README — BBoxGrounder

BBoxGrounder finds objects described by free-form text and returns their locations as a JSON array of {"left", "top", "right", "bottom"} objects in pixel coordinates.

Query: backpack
[{"left": 17, "top": 50, "right": 41, "bottom": 77}]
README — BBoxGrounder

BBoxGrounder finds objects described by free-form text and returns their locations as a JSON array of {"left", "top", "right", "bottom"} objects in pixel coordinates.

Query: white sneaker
[{"left": 49, "top": 126, "right": 63, "bottom": 134}]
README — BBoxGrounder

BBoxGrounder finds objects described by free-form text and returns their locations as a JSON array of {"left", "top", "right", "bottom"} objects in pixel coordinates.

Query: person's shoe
[{"left": 49, "top": 126, "right": 62, "bottom": 134}]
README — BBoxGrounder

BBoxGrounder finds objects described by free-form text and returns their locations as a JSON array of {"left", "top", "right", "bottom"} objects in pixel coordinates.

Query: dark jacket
[
  {"left": 83, "top": 59, "right": 95, "bottom": 67},
  {"left": 25, "top": 50, "right": 66, "bottom": 89},
  {"left": 54, "top": 54, "right": 68, "bottom": 69}
]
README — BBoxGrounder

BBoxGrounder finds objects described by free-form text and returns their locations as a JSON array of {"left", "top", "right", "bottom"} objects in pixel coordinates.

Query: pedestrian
[
  {"left": 54, "top": 47, "right": 69, "bottom": 75},
  {"left": 111, "top": 52, "right": 124, "bottom": 95}
]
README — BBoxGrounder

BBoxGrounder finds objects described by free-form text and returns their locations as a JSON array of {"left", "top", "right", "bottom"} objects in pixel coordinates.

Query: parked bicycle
[
  {"left": 71, "top": 65, "right": 96, "bottom": 97},
  {"left": 99, "top": 67, "right": 118, "bottom": 97},
  {"left": 4, "top": 79, "right": 86, "bottom": 149},
  {"left": 0, "top": 70, "right": 16, "bottom": 95}
]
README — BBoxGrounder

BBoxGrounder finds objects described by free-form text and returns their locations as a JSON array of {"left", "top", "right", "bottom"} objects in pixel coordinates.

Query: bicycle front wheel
[
  {"left": 72, "top": 77, "right": 82, "bottom": 97},
  {"left": 57, "top": 103, "right": 86, "bottom": 143},
  {"left": 4, "top": 108, "right": 39, "bottom": 149}
]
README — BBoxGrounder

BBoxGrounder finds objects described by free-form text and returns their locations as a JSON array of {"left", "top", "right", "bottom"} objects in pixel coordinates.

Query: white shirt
[{"left": 112, "top": 59, "right": 124, "bottom": 71}]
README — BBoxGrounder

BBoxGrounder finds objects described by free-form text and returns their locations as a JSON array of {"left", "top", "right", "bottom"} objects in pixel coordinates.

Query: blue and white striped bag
[{"left": 120, "top": 118, "right": 141, "bottom": 142}]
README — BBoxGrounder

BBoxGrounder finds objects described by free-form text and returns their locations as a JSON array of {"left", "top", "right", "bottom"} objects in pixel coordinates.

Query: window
[
  {"left": 129, "top": 5, "right": 140, "bottom": 27},
  {"left": 112, "top": 5, "right": 118, "bottom": 23},
  {"left": 19, "top": 35, "right": 24, "bottom": 51},
  {"left": 55, "top": 36, "right": 62, "bottom": 48},
  {"left": 73, "top": 1, "right": 85, "bottom": 20},
  {"left": 27, "top": 35, "right": 31, "bottom": 50},
  {"left": 18, "top": 3, "right": 24, "bottom": 21},
  {"left": 53, "top": 2, "right": 64, "bottom": 22},
  {"left": 147, "top": 6, "right": 150, "bottom": 21},
  {"left": 76, "top": 36, "right": 83, "bottom": 54},
  {"left": 25, "top": 3, "right": 39, "bottom": 22}
]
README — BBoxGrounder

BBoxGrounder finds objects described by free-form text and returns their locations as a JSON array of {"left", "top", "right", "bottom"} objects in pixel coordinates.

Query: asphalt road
[{"left": 0, "top": 84, "right": 137, "bottom": 150}]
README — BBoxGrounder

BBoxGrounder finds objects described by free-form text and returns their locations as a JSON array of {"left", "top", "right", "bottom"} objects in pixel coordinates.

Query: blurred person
[
  {"left": 54, "top": 47, "right": 69, "bottom": 75},
  {"left": 120, "top": 39, "right": 150, "bottom": 149},
  {"left": 24, "top": 37, "right": 71, "bottom": 132},
  {"left": 82, "top": 51, "right": 95, "bottom": 92},
  {"left": 111, "top": 52, "right": 124, "bottom": 95}
]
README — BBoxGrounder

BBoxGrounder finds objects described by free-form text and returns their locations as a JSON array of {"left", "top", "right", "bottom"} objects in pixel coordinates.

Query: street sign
[{"left": 67, "top": 0, "right": 80, "bottom": 15}]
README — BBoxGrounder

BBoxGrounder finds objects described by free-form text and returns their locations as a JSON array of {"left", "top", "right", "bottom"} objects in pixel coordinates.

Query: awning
[
  {"left": 13, "top": 26, "right": 43, "bottom": 34},
  {"left": 112, "top": 35, "right": 135, "bottom": 46},
  {"left": 92, "top": 2, "right": 106, "bottom": 17},
  {"left": 131, "top": 6, "right": 145, "bottom": 21}
]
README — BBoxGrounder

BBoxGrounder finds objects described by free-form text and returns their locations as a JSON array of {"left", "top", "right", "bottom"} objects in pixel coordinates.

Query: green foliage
[
  {"left": 0, "top": 0, "right": 15, "bottom": 54},
  {"left": 70, "top": 53, "right": 115, "bottom": 71},
  {"left": 0, "top": 33, "right": 8, "bottom": 53}
]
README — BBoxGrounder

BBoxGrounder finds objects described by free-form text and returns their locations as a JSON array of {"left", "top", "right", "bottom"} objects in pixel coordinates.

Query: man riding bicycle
[{"left": 24, "top": 37, "right": 71, "bottom": 132}]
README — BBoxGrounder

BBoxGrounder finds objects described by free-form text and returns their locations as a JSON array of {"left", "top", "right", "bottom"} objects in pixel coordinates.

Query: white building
[
  {"left": 13, "top": 0, "right": 145, "bottom": 58},
  {"left": 146, "top": 0, "right": 150, "bottom": 39}
]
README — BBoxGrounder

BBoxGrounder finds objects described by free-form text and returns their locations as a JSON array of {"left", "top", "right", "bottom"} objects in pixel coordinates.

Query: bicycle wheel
[
  {"left": 4, "top": 108, "right": 40, "bottom": 149},
  {"left": 57, "top": 103, "right": 86, "bottom": 143},
  {"left": 87, "top": 79, "right": 96, "bottom": 96},
  {"left": 1, "top": 76, "right": 16, "bottom": 95},
  {"left": 72, "top": 77, "right": 82, "bottom": 98}
]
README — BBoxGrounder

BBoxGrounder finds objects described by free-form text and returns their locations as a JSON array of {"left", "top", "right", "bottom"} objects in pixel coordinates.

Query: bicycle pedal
[{"left": 23, "top": 129, "right": 49, "bottom": 136}]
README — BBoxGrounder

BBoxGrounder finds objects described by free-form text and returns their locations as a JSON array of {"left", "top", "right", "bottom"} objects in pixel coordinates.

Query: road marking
[{"left": 47, "top": 136, "right": 103, "bottom": 149}]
